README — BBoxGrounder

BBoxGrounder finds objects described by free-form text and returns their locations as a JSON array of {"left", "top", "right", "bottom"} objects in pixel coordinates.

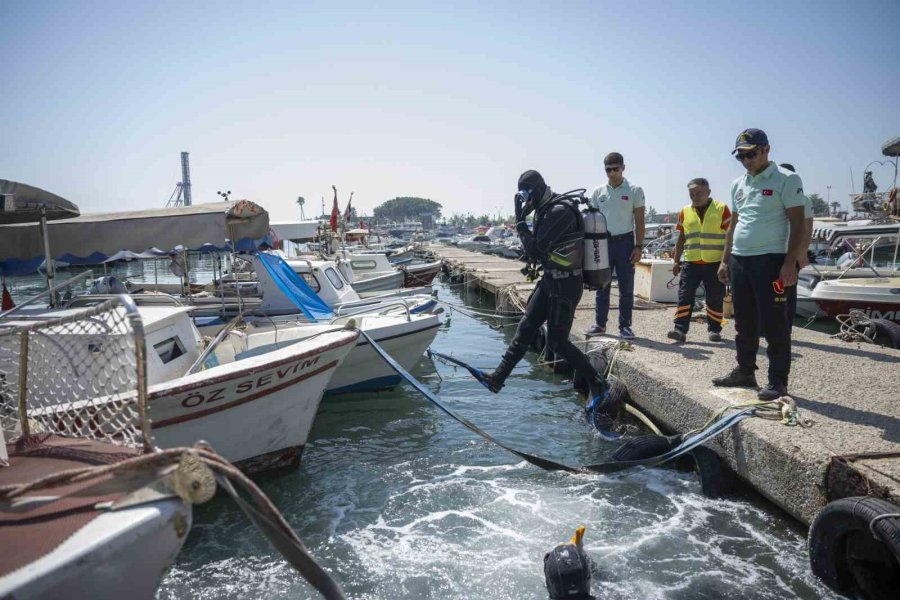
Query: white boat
[
  {"left": 332, "top": 251, "right": 406, "bottom": 293},
  {"left": 220, "top": 312, "right": 440, "bottom": 395},
  {"left": 271, "top": 255, "right": 437, "bottom": 316},
  {"left": 810, "top": 276, "right": 900, "bottom": 323},
  {"left": 3, "top": 303, "right": 358, "bottom": 472}
]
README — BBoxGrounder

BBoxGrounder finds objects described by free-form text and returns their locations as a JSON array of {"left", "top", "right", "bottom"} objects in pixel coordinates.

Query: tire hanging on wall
[
  {"left": 689, "top": 446, "right": 735, "bottom": 498},
  {"left": 611, "top": 434, "right": 681, "bottom": 462},
  {"left": 808, "top": 496, "right": 900, "bottom": 600}
]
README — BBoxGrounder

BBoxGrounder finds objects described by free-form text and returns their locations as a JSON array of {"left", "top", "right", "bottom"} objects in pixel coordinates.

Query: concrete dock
[{"left": 433, "top": 245, "right": 900, "bottom": 526}]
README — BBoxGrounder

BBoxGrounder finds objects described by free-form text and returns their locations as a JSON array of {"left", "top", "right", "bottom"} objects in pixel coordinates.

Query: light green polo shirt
[
  {"left": 731, "top": 162, "right": 806, "bottom": 256},
  {"left": 803, "top": 194, "right": 813, "bottom": 219},
  {"left": 589, "top": 178, "right": 645, "bottom": 236}
]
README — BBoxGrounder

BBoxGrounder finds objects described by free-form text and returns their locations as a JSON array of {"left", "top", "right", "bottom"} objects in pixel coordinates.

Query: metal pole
[
  {"left": 39, "top": 207, "right": 56, "bottom": 307},
  {"left": 17, "top": 332, "right": 30, "bottom": 437}
]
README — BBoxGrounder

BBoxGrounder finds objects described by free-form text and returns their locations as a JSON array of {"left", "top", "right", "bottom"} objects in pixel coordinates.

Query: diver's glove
[{"left": 514, "top": 193, "right": 525, "bottom": 222}]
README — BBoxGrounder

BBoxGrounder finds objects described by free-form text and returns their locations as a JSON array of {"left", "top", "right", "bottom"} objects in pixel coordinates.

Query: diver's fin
[{"left": 570, "top": 526, "right": 586, "bottom": 547}]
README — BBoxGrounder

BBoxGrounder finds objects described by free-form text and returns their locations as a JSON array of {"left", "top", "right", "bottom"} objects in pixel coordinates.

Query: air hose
[{"left": 359, "top": 330, "right": 756, "bottom": 475}]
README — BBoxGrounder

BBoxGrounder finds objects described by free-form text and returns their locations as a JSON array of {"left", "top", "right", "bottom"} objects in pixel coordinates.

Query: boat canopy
[
  {"left": 0, "top": 179, "right": 81, "bottom": 224},
  {"left": 811, "top": 221, "right": 900, "bottom": 245},
  {"left": 269, "top": 220, "right": 323, "bottom": 242},
  {"left": 0, "top": 200, "right": 269, "bottom": 275}
]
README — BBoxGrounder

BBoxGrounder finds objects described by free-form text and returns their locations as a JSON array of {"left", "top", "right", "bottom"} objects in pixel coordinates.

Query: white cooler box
[{"left": 634, "top": 259, "right": 678, "bottom": 303}]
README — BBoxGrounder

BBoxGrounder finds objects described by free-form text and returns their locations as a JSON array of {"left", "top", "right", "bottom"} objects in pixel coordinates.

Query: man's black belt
[{"left": 608, "top": 231, "right": 634, "bottom": 242}]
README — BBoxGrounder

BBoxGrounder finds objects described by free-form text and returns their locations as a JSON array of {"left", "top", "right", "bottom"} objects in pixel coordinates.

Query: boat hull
[
  {"left": 810, "top": 277, "right": 900, "bottom": 322},
  {"left": 403, "top": 261, "right": 441, "bottom": 287},
  {"left": 349, "top": 269, "right": 405, "bottom": 294},
  {"left": 148, "top": 330, "right": 357, "bottom": 472}
]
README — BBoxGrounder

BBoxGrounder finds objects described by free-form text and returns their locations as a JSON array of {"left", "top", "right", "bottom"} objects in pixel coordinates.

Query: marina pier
[{"left": 433, "top": 245, "right": 900, "bottom": 526}]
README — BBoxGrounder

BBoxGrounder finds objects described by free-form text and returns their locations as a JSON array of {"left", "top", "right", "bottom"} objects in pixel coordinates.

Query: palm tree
[{"left": 296, "top": 196, "right": 306, "bottom": 219}]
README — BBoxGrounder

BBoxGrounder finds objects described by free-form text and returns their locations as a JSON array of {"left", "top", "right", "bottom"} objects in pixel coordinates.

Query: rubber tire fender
[
  {"left": 808, "top": 496, "right": 900, "bottom": 600},
  {"left": 689, "top": 446, "right": 735, "bottom": 498},
  {"left": 870, "top": 318, "right": 900, "bottom": 349},
  {"left": 611, "top": 434, "right": 681, "bottom": 462}
]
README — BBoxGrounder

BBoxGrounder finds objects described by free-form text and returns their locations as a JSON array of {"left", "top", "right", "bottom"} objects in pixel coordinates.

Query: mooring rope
[{"left": 1, "top": 443, "right": 347, "bottom": 600}]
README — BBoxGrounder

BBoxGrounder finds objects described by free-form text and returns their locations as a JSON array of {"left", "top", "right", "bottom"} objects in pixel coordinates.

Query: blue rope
[{"left": 361, "top": 331, "right": 754, "bottom": 475}]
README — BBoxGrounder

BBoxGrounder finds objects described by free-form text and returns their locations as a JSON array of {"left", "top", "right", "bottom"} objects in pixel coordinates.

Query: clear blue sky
[{"left": 2, "top": 0, "right": 898, "bottom": 221}]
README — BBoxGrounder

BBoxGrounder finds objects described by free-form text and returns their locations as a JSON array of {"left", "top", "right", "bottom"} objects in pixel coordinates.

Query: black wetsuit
[{"left": 490, "top": 198, "right": 602, "bottom": 390}]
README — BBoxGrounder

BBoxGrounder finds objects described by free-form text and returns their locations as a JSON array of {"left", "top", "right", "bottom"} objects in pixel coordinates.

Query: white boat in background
[
  {"left": 810, "top": 276, "right": 900, "bottom": 323},
  {"left": 275, "top": 255, "right": 437, "bottom": 316}
]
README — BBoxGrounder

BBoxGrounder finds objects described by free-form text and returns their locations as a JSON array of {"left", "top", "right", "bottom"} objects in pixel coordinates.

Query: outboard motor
[
  {"left": 88, "top": 276, "right": 128, "bottom": 295},
  {"left": 582, "top": 207, "right": 611, "bottom": 290}
]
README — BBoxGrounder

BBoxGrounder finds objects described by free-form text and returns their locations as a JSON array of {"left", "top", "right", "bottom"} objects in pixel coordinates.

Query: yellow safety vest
[{"left": 682, "top": 199, "right": 727, "bottom": 263}]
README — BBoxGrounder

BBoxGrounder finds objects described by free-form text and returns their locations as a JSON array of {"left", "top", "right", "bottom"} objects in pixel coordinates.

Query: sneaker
[
  {"left": 619, "top": 326, "right": 636, "bottom": 340},
  {"left": 585, "top": 324, "right": 606, "bottom": 337},
  {"left": 708, "top": 331, "right": 722, "bottom": 342},
  {"left": 758, "top": 382, "right": 787, "bottom": 401},
  {"left": 667, "top": 329, "right": 686, "bottom": 342},
  {"left": 712, "top": 367, "right": 758, "bottom": 388}
]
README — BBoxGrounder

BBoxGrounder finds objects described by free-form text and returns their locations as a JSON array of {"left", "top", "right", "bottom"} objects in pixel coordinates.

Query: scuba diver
[{"left": 480, "top": 170, "right": 614, "bottom": 417}]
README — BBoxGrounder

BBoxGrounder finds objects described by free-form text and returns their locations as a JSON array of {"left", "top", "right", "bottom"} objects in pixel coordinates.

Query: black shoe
[
  {"left": 477, "top": 371, "right": 504, "bottom": 394},
  {"left": 712, "top": 367, "right": 758, "bottom": 388},
  {"left": 708, "top": 331, "right": 722, "bottom": 342},
  {"left": 758, "top": 382, "right": 787, "bottom": 401},
  {"left": 667, "top": 329, "right": 686, "bottom": 342}
]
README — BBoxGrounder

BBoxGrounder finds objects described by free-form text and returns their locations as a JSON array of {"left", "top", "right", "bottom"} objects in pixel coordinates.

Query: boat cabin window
[
  {"left": 351, "top": 260, "right": 377, "bottom": 271},
  {"left": 300, "top": 272, "right": 320, "bottom": 292},
  {"left": 473, "top": 236, "right": 491, "bottom": 242},
  {"left": 154, "top": 336, "right": 187, "bottom": 364},
  {"left": 324, "top": 267, "right": 345, "bottom": 289}
]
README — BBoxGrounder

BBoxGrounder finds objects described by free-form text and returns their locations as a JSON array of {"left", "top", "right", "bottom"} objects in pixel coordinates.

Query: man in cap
[
  {"left": 667, "top": 178, "right": 731, "bottom": 342},
  {"left": 713, "top": 129, "right": 806, "bottom": 400},
  {"left": 585, "top": 152, "right": 645, "bottom": 340}
]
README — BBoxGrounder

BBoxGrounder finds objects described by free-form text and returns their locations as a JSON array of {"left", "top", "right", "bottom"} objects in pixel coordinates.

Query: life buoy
[{"left": 809, "top": 496, "right": 900, "bottom": 600}]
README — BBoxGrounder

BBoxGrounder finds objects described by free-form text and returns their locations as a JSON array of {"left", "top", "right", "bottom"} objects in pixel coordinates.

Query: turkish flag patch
[
  {"left": 762, "top": 189, "right": 774, "bottom": 196},
  {"left": 622, "top": 195, "right": 629, "bottom": 200}
]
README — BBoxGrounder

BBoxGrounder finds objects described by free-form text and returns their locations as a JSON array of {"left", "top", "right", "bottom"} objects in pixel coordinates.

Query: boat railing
[
  {"left": 642, "top": 229, "right": 679, "bottom": 259},
  {"left": 0, "top": 270, "right": 94, "bottom": 320},
  {"left": 332, "top": 298, "right": 413, "bottom": 322},
  {"left": 0, "top": 294, "right": 152, "bottom": 452}
]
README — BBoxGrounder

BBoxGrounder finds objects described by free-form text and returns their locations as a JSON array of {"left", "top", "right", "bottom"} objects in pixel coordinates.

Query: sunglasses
[
  {"left": 735, "top": 149, "right": 759, "bottom": 162},
  {"left": 605, "top": 165, "right": 623, "bottom": 173}
]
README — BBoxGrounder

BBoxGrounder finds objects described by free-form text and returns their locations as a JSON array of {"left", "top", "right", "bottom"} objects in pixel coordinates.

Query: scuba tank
[{"left": 582, "top": 205, "right": 611, "bottom": 290}]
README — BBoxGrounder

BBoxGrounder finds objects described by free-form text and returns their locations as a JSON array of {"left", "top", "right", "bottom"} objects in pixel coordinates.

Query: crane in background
[{"left": 165, "top": 151, "right": 193, "bottom": 207}]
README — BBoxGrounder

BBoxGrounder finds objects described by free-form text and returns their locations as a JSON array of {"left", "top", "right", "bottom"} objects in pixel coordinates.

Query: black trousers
[
  {"left": 728, "top": 254, "right": 796, "bottom": 386},
  {"left": 673, "top": 262, "right": 725, "bottom": 334},
  {"left": 499, "top": 273, "right": 599, "bottom": 385}
]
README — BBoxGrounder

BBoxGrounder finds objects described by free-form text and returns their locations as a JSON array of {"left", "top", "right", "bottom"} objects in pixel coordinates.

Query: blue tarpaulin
[{"left": 254, "top": 251, "right": 334, "bottom": 321}]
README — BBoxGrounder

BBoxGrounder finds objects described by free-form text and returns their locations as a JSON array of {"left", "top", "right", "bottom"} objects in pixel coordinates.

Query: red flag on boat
[
  {"left": 1, "top": 283, "right": 14, "bottom": 311},
  {"left": 330, "top": 185, "right": 339, "bottom": 232},
  {"left": 359, "top": 219, "right": 365, "bottom": 230}
]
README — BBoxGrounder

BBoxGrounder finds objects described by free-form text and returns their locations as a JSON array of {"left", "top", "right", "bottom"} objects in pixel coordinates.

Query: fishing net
[{"left": 0, "top": 296, "right": 151, "bottom": 451}]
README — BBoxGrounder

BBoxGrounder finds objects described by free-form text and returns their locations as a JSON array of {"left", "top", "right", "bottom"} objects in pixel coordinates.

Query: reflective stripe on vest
[{"left": 682, "top": 200, "right": 727, "bottom": 262}]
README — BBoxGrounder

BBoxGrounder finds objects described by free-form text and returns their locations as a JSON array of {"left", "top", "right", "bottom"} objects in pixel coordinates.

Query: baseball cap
[{"left": 732, "top": 128, "right": 768, "bottom": 154}]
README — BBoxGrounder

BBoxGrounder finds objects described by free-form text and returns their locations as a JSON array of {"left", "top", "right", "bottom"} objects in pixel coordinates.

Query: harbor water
[{"left": 135, "top": 279, "right": 838, "bottom": 600}]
